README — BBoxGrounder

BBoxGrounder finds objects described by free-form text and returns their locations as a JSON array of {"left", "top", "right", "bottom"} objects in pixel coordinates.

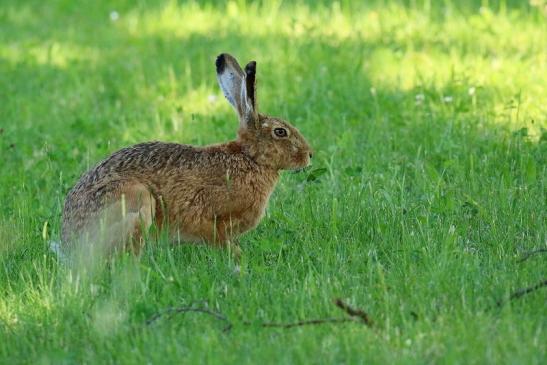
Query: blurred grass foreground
[{"left": 0, "top": 0, "right": 546, "bottom": 364}]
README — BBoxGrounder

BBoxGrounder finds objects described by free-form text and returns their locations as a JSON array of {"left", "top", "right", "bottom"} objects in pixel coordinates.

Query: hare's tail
[{"left": 49, "top": 240, "right": 68, "bottom": 264}]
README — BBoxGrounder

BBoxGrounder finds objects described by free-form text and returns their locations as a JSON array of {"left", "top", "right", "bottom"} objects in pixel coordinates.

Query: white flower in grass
[
  {"left": 415, "top": 93, "right": 425, "bottom": 105},
  {"left": 110, "top": 11, "right": 120, "bottom": 21},
  {"left": 468, "top": 87, "right": 476, "bottom": 96},
  {"left": 442, "top": 96, "right": 453, "bottom": 103},
  {"left": 208, "top": 94, "right": 218, "bottom": 104},
  {"left": 405, "top": 339, "right": 412, "bottom": 346}
]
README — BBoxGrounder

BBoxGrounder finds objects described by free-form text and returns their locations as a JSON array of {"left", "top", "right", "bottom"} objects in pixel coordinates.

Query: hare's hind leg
[
  {"left": 122, "top": 183, "right": 156, "bottom": 252},
  {"left": 103, "top": 182, "right": 156, "bottom": 253}
]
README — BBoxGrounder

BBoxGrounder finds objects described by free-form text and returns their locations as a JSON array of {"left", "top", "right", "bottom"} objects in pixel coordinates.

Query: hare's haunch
[{"left": 61, "top": 53, "right": 312, "bottom": 254}]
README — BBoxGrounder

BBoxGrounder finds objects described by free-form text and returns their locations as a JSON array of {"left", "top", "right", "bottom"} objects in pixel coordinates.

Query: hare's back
[
  {"left": 65, "top": 141, "right": 203, "bottom": 201},
  {"left": 86, "top": 142, "right": 198, "bottom": 179}
]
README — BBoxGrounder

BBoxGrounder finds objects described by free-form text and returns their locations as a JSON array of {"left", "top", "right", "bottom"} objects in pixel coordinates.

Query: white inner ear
[
  {"left": 218, "top": 71, "right": 241, "bottom": 111},
  {"left": 223, "top": 73, "right": 237, "bottom": 106}
]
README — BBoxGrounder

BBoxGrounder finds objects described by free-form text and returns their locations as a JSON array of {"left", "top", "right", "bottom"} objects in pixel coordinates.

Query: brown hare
[{"left": 59, "top": 53, "right": 312, "bottom": 260}]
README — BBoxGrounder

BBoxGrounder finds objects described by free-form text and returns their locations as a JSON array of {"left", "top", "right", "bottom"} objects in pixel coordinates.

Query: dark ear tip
[
  {"left": 245, "top": 61, "right": 256, "bottom": 75},
  {"left": 215, "top": 54, "right": 226, "bottom": 73}
]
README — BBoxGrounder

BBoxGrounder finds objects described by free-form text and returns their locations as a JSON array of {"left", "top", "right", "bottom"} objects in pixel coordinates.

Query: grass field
[{"left": 1, "top": 0, "right": 546, "bottom": 363}]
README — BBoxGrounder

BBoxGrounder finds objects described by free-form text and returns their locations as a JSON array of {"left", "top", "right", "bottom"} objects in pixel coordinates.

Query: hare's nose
[{"left": 309, "top": 152, "right": 314, "bottom": 159}]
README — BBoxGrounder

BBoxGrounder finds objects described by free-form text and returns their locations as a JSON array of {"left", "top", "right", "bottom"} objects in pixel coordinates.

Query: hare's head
[{"left": 216, "top": 53, "right": 312, "bottom": 171}]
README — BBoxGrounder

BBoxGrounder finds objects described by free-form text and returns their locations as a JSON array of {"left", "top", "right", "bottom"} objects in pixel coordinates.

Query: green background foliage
[{"left": 0, "top": 0, "right": 545, "bottom": 363}]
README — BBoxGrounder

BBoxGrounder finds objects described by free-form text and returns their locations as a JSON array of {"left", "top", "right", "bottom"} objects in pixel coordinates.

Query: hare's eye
[{"left": 274, "top": 128, "right": 288, "bottom": 138}]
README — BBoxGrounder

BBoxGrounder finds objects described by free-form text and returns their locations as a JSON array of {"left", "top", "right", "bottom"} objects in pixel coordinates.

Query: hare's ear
[
  {"left": 216, "top": 53, "right": 258, "bottom": 129},
  {"left": 244, "top": 61, "right": 258, "bottom": 116}
]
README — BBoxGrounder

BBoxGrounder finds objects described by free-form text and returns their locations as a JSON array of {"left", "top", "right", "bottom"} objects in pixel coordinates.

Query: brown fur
[{"left": 61, "top": 54, "right": 312, "bottom": 254}]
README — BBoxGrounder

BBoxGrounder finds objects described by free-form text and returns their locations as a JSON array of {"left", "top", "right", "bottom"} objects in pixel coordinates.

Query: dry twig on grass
[
  {"left": 247, "top": 317, "right": 359, "bottom": 329},
  {"left": 146, "top": 298, "right": 373, "bottom": 332},
  {"left": 244, "top": 299, "right": 373, "bottom": 329},
  {"left": 334, "top": 298, "right": 374, "bottom": 326},
  {"left": 146, "top": 306, "right": 233, "bottom": 331},
  {"left": 517, "top": 248, "right": 547, "bottom": 263},
  {"left": 493, "top": 278, "right": 547, "bottom": 309}
]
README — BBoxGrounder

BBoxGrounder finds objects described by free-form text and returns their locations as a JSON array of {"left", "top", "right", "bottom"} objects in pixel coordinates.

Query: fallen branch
[
  {"left": 247, "top": 317, "right": 358, "bottom": 329},
  {"left": 246, "top": 299, "right": 373, "bottom": 329},
  {"left": 493, "top": 278, "right": 547, "bottom": 309},
  {"left": 146, "top": 306, "right": 233, "bottom": 331},
  {"left": 146, "top": 298, "right": 372, "bottom": 331},
  {"left": 335, "top": 298, "right": 374, "bottom": 327},
  {"left": 517, "top": 248, "right": 547, "bottom": 263}
]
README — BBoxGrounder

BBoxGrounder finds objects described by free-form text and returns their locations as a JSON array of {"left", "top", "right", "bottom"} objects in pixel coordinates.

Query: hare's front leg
[{"left": 206, "top": 217, "right": 243, "bottom": 274}]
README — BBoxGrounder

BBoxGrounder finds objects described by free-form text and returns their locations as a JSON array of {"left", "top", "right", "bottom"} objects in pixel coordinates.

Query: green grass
[{"left": 1, "top": 0, "right": 546, "bottom": 363}]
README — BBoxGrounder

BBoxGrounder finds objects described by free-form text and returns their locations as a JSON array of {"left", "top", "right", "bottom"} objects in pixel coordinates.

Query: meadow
[{"left": 0, "top": 0, "right": 546, "bottom": 363}]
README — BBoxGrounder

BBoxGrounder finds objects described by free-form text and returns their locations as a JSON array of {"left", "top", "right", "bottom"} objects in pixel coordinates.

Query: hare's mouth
[{"left": 291, "top": 166, "right": 311, "bottom": 174}]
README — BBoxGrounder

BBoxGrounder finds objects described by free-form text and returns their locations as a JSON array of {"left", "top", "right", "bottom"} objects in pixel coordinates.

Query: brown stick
[
  {"left": 146, "top": 298, "right": 373, "bottom": 331},
  {"left": 517, "top": 248, "right": 547, "bottom": 263},
  {"left": 494, "top": 278, "right": 547, "bottom": 309},
  {"left": 247, "top": 317, "right": 358, "bottom": 329},
  {"left": 146, "top": 306, "right": 233, "bottom": 331},
  {"left": 334, "top": 298, "right": 374, "bottom": 327}
]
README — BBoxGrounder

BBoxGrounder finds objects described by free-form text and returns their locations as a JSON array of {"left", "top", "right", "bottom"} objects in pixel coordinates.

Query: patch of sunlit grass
[
  {"left": 116, "top": 1, "right": 546, "bottom": 134},
  {"left": 0, "top": 42, "right": 100, "bottom": 68},
  {"left": 0, "top": 301, "right": 19, "bottom": 329}
]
